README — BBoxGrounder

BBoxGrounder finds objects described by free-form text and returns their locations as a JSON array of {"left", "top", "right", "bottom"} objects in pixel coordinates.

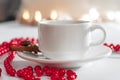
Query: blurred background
[
  {"left": 0, "top": 0, "right": 21, "bottom": 22},
  {"left": 0, "top": 0, "right": 120, "bottom": 24}
]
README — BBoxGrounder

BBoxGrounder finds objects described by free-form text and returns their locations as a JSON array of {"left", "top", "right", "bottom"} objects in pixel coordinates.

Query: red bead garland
[
  {"left": 0, "top": 42, "right": 10, "bottom": 56},
  {"left": 104, "top": 43, "right": 120, "bottom": 52},
  {"left": 0, "top": 37, "right": 77, "bottom": 80},
  {"left": 34, "top": 65, "right": 43, "bottom": 77},
  {"left": 4, "top": 51, "right": 16, "bottom": 76}
]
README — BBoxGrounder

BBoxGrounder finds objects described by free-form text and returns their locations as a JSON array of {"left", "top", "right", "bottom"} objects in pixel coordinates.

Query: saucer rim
[{"left": 17, "top": 45, "right": 112, "bottom": 64}]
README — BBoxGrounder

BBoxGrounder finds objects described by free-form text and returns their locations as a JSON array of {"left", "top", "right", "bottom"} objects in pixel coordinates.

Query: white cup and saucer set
[{"left": 17, "top": 20, "right": 112, "bottom": 68}]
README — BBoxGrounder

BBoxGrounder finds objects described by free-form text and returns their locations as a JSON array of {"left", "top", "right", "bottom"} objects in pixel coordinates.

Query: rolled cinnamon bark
[{"left": 10, "top": 45, "right": 40, "bottom": 53}]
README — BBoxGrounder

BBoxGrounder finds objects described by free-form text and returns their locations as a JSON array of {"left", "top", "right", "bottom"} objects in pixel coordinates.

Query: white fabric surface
[{"left": 0, "top": 21, "right": 120, "bottom": 80}]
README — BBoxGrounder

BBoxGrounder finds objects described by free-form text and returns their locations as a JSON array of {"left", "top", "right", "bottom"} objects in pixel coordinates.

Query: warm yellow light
[
  {"left": 89, "top": 8, "right": 99, "bottom": 21},
  {"left": 106, "top": 11, "right": 115, "bottom": 21},
  {"left": 115, "top": 11, "right": 120, "bottom": 22},
  {"left": 35, "top": 10, "right": 42, "bottom": 22},
  {"left": 22, "top": 10, "right": 30, "bottom": 20},
  {"left": 50, "top": 10, "right": 58, "bottom": 20},
  {"left": 80, "top": 14, "right": 91, "bottom": 21},
  {"left": 57, "top": 13, "right": 72, "bottom": 20}
]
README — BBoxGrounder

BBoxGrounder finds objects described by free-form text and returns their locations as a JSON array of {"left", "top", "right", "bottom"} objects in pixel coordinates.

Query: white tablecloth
[{"left": 0, "top": 21, "right": 120, "bottom": 80}]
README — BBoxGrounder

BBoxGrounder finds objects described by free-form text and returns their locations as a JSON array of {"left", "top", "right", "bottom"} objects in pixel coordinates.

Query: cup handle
[{"left": 89, "top": 25, "right": 106, "bottom": 46}]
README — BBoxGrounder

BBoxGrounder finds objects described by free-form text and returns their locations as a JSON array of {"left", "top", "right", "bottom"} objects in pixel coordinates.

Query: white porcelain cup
[{"left": 38, "top": 20, "right": 106, "bottom": 60}]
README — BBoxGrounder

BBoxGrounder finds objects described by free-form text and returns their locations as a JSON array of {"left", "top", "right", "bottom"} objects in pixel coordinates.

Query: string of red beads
[
  {"left": 0, "top": 37, "right": 77, "bottom": 80},
  {"left": 104, "top": 43, "right": 120, "bottom": 52}
]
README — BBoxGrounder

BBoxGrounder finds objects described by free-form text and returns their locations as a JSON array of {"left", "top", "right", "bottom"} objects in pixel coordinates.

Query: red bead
[
  {"left": 52, "top": 69, "right": 59, "bottom": 76},
  {"left": 31, "top": 38, "right": 38, "bottom": 44},
  {"left": 67, "top": 74, "right": 77, "bottom": 80},
  {"left": 23, "top": 67, "right": 29, "bottom": 71},
  {"left": 109, "top": 44, "right": 115, "bottom": 50},
  {"left": 9, "top": 39, "right": 19, "bottom": 46},
  {"left": 27, "top": 66, "right": 33, "bottom": 70},
  {"left": 114, "top": 44, "right": 120, "bottom": 52},
  {"left": 17, "top": 37, "right": 25, "bottom": 45},
  {"left": 9, "top": 69, "right": 16, "bottom": 76},
  {"left": 67, "top": 77, "right": 76, "bottom": 80},
  {"left": 67, "top": 69, "right": 77, "bottom": 79},
  {"left": 67, "top": 70, "right": 77, "bottom": 80},
  {"left": 24, "top": 74, "right": 32, "bottom": 80},
  {"left": 34, "top": 65, "right": 43, "bottom": 76},
  {"left": 26, "top": 37, "right": 32, "bottom": 42},
  {"left": 67, "top": 70, "right": 74, "bottom": 76},
  {"left": 35, "top": 78, "right": 41, "bottom": 80},
  {"left": 28, "top": 71, "right": 33, "bottom": 76},
  {"left": 59, "top": 68, "right": 66, "bottom": 76},
  {"left": 104, "top": 43, "right": 109, "bottom": 46},
  {"left": 43, "top": 66, "right": 50, "bottom": 72},
  {"left": 45, "top": 68, "right": 52, "bottom": 76},
  {"left": 2, "top": 42, "right": 9, "bottom": 47},
  {"left": 51, "top": 67, "right": 58, "bottom": 72},
  {"left": 11, "top": 51, "right": 16, "bottom": 55},
  {"left": 18, "top": 37, "right": 25, "bottom": 41},
  {"left": 17, "top": 69, "right": 24, "bottom": 77},
  {"left": 29, "top": 76, "right": 36, "bottom": 80},
  {"left": 35, "top": 69, "right": 43, "bottom": 77},
  {"left": 34, "top": 65, "right": 41, "bottom": 70},
  {"left": 4, "top": 48, "right": 8, "bottom": 53},
  {"left": 23, "top": 72, "right": 29, "bottom": 78},
  {"left": 1, "top": 50, "right": 5, "bottom": 54},
  {"left": 51, "top": 73, "right": 59, "bottom": 80},
  {"left": 59, "top": 76, "right": 66, "bottom": 80}
]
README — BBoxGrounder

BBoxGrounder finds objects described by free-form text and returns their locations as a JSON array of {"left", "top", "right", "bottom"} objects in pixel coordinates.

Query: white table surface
[{"left": 0, "top": 21, "right": 120, "bottom": 80}]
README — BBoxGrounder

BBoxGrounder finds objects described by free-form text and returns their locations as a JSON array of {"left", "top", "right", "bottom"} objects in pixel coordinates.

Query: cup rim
[{"left": 39, "top": 20, "right": 91, "bottom": 25}]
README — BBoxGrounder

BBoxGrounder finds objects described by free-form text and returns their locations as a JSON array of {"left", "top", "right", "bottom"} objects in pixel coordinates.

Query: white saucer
[{"left": 17, "top": 45, "right": 112, "bottom": 68}]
